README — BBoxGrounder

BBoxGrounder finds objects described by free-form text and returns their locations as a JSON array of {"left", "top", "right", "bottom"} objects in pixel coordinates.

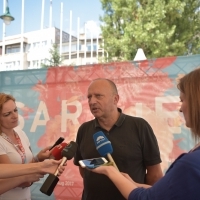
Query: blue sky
[{"left": 0, "top": 0, "right": 103, "bottom": 39}]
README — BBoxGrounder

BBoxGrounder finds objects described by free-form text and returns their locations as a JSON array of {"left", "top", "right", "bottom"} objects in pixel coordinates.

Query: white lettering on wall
[
  {"left": 30, "top": 101, "right": 50, "bottom": 132},
  {"left": 155, "top": 96, "right": 181, "bottom": 133},
  {"left": 61, "top": 100, "right": 82, "bottom": 132}
]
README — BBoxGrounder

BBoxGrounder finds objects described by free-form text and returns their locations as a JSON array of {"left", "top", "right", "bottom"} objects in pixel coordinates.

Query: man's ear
[{"left": 114, "top": 94, "right": 119, "bottom": 105}]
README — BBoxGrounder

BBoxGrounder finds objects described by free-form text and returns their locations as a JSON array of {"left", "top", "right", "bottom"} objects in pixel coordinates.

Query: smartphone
[
  {"left": 79, "top": 157, "right": 108, "bottom": 169},
  {"left": 49, "top": 137, "right": 65, "bottom": 150}
]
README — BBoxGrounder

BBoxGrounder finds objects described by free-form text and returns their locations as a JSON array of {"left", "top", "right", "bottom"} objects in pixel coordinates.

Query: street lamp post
[
  {"left": 1, "top": 0, "right": 15, "bottom": 71},
  {"left": 0, "top": 0, "right": 15, "bottom": 25}
]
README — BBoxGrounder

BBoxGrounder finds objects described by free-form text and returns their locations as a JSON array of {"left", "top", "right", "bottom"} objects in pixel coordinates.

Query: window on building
[
  {"left": 71, "top": 54, "right": 77, "bottom": 59},
  {"left": 62, "top": 46, "right": 68, "bottom": 53},
  {"left": 22, "top": 43, "right": 26, "bottom": 52},
  {"left": 87, "top": 44, "right": 97, "bottom": 51},
  {"left": 27, "top": 61, "right": 31, "bottom": 68},
  {"left": 93, "top": 45, "right": 97, "bottom": 51},
  {"left": 33, "top": 60, "right": 39, "bottom": 68},
  {"left": 5, "top": 62, "right": 13, "bottom": 70},
  {"left": 71, "top": 44, "right": 77, "bottom": 51},
  {"left": 6, "top": 45, "right": 20, "bottom": 54},
  {"left": 26, "top": 44, "right": 31, "bottom": 52},
  {"left": 41, "top": 41, "right": 47, "bottom": 47},
  {"left": 87, "top": 45, "right": 91, "bottom": 51},
  {"left": 33, "top": 42, "right": 40, "bottom": 49}
]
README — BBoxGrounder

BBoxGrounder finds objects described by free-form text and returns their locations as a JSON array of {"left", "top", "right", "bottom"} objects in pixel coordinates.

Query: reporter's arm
[
  {"left": 0, "top": 159, "right": 64, "bottom": 178},
  {"left": 91, "top": 166, "right": 138, "bottom": 199},
  {"left": 121, "top": 173, "right": 151, "bottom": 189},
  {"left": 0, "top": 163, "right": 40, "bottom": 178},
  {"left": 0, "top": 177, "right": 28, "bottom": 194},
  {"left": 0, "top": 174, "right": 43, "bottom": 194}
]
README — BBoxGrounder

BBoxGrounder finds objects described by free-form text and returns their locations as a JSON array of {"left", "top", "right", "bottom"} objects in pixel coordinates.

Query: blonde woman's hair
[
  {"left": 177, "top": 68, "right": 200, "bottom": 141},
  {"left": 0, "top": 93, "right": 15, "bottom": 133}
]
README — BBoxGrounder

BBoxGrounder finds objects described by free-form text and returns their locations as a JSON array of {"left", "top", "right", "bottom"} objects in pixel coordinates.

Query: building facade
[{"left": 0, "top": 27, "right": 104, "bottom": 71}]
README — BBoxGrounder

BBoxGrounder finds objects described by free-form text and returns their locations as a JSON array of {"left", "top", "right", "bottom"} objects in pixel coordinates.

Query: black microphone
[{"left": 40, "top": 141, "right": 78, "bottom": 196}]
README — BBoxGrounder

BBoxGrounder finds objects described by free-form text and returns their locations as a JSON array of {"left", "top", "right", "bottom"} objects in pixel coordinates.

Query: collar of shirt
[{"left": 94, "top": 108, "right": 126, "bottom": 129}]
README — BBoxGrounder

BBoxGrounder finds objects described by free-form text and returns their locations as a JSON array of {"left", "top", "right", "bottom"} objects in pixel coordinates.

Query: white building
[{"left": 0, "top": 27, "right": 105, "bottom": 71}]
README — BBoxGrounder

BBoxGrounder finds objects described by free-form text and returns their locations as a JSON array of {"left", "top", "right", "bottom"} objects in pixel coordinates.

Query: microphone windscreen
[
  {"left": 40, "top": 141, "right": 78, "bottom": 196},
  {"left": 93, "top": 131, "right": 113, "bottom": 156},
  {"left": 50, "top": 142, "right": 68, "bottom": 160},
  {"left": 61, "top": 141, "right": 78, "bottom": 160}
]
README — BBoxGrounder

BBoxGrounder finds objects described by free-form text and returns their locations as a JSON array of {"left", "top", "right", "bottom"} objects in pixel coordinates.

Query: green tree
[
  {"left": 41, "top": 43, "right": 63, "bottom": 68},
  {"left": 100, "top": 0, "right": 200, "bottom": 60}
]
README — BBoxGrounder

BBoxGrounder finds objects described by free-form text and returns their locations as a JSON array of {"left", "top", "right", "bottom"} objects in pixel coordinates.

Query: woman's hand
[
  {"left": 40, "top": 159, "right": 66, "bottom": 175},
  {"left": 17, "top": 174, "right": 44, "bottom": 188},
  {"left": 36, "top": 146, "right": 52, "bottom": 162},
  {"left": 87, "top": 165, "right": 116, "bottom": 176}
]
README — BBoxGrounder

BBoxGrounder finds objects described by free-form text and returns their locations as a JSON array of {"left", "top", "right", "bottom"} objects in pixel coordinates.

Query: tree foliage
[
  {"left": 100, "top": 0, "right": 200, "bottom": 60},
  {"left": 41, "top": 43, "right": 63, "bottom": 68}
]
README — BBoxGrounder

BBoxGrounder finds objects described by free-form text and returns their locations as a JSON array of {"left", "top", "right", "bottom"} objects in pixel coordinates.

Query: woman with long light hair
[{"left": 0, "top": 93, "right": 53, "bottom": 199}]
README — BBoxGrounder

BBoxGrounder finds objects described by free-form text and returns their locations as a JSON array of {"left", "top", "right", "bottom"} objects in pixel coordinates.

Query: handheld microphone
[
  {"left": 40, "top": 141, "right": 78, "bottom": 196},
  {"left": 49, "top": 137, "right": 65, "bottom": 150},
  {"left": 93, "top": 131, "right": 119, "bottom": 171},
  {"left": 49, "top": 142, "right": 68, "bottom": 160}
]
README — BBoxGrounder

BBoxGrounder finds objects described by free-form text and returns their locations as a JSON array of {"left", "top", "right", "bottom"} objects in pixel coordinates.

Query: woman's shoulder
[{"left": 177, "top": 149, "right": 200, "bottom": 169}]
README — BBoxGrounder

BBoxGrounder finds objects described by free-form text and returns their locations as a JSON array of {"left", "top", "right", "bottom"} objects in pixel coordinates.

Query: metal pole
[
  {"left": 41, "top": 0, "right": 45, "bottom": 30},
  {"left": 102, "top": 39, "right": 105, "bottom": 62},
  {"left": 90, "top": 30, "right": 93, "bottom": 64},
  {"left": 20, "top": 0, "right": 25, "bottom": 69},
  {"left": 69, "top": 10, "right": 72, "bottom": 64},
  {"left": 39, "top": 0, "right": 45, "bottom": 68},
  {"left": 84, "top": 23, "right": 87, "bottom": 65},
  {"left": 49, "top": 0, "right": 52, "bottom": 28},
  {"left": 96, "top": 34, "right": 99, "bottom": 63},
  {"left": 59, "top": 2, "right": 63, "bottom": 59},
  {"left": 1, "top": 0, "right": 6, "bottom": 71},
  {"left": 77, "top": 17, "right": 80, "bottom": 65}
]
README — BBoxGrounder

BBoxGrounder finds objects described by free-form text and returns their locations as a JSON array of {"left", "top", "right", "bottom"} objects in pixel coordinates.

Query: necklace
[{"left": 1, "top": 131, "right": 26, "bottom": 163}]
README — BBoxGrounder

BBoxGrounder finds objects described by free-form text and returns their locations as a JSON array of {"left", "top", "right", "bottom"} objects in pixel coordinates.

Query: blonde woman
[{"left": 0, "top": 93, "right": 53, "bottom": 200}]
